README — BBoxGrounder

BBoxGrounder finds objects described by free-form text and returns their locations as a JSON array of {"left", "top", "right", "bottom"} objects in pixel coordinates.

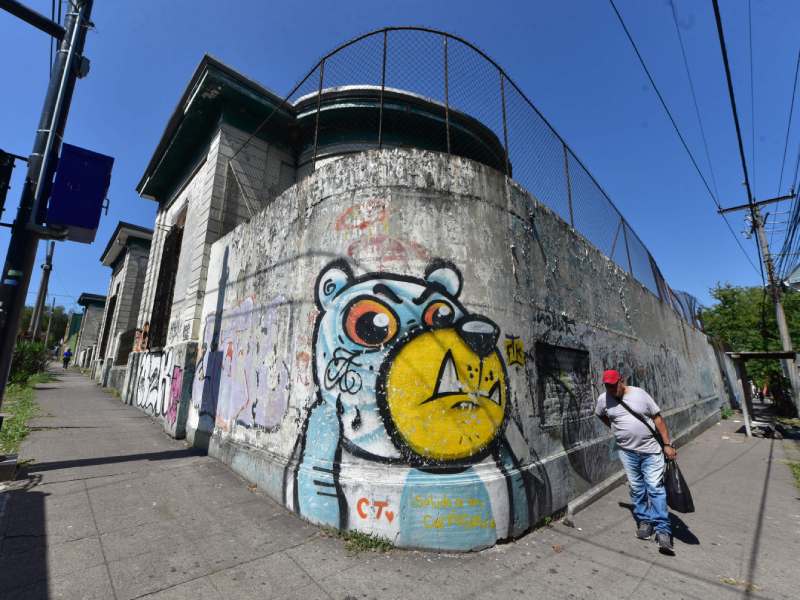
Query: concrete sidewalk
[{"left": 1, "top": 369, "right": 798, "bottom": 600}]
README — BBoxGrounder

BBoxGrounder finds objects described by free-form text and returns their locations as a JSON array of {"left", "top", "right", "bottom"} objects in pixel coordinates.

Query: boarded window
[
  {"left": 534, "top": 343, "right": 593, "bottom": 428},
  {"left": 98, "top": 293, "right": 117, "bottom": 359},
  {"left": 148, "top": 214, "right": 184, "bottom": 349}
]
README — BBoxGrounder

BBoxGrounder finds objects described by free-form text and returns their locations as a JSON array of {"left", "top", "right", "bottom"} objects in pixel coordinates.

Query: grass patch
[
  {"left": 28, "top": 372, "right": 56, "bottom": 385},
  {"left": 777, "top": 417, "right": 800, "bottom": 428},
  {"left": 321, "top": 526, "right": 394, "bottom": 553},
  {"left": 788, "top": 462, "right": 800, "bottom": 491},
  {"left": 0, "top": 383, "right": 38, "bottom": 455},
  {"left": 720, "top": 406, "right": 734, "bottom": 420}
]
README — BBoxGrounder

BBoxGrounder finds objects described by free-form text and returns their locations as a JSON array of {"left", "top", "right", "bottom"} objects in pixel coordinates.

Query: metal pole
[
  {"left": 499, "top": 73, "right": 510, "bottom": 177},
  {"left": 44, "top": 295, "right": 56, "bottom": 349},
  {"left": 312, "top": 60, "right": 325, "bottom": 166},
  {"left": 735, "top": 358, "right": 753, "bottom": 437},
  {"left": 28, "top": 241, "right": 54, "bottom": 339},
  {"left": 609, "top": 219, "right": 622, "bottom": 259},
  {"left": 443, "top": 35, "right": 451, "bottom": 155},
  {"left": 0, "top": 0, "right": 93, "bottom": 407},
  {"left": 378, "top": 30, "right": 387, "bottom": 149},
  {"left": 622, "top": 219, "right": 634, "bottom": 276},
  {"left": 752, "top": 205, "right": 800, "bottom": 414},
  {"left": 563, "top": 143, "right": 574, "bottom": 227}
]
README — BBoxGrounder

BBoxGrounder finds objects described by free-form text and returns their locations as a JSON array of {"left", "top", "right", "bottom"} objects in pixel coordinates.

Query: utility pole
[
  {"left": 0, "top": 0, "right": 93, "bottom": 407},
  {"left": 44, "top": 296, "right": 56, "bottom": 349},
  {"left": 27, "top": 241, "right": 54, "bottom": 340},
  {"left": 713, "top": 0, "right": 800, "bottom": 415}
]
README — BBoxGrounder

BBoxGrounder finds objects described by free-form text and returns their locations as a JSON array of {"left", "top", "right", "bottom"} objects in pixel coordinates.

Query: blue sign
[{"left": 46, "top": 143, "right": 114, "bottom": 243}]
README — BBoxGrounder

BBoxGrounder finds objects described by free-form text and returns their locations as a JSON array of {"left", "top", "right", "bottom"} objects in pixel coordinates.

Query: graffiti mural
[
  {"left": 192, "top": 295, "right": 291, "bottom": 433},
  {"left": 132, "top": 344, "right": 196, "bottom": 436},
  {"left": 284, "top": 259, "right": 546, "bottom": 550}
]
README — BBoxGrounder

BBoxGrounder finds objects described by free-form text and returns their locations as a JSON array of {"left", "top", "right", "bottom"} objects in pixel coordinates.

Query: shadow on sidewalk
[
  {"left": 0, "top": 479, "right": 48, "bottom": 598},
  {"left": 23, "top": 448, "right": 206, "bottom": 473},
  {"left": 618, "top": 502, "right": 700, "bottom": 545}
]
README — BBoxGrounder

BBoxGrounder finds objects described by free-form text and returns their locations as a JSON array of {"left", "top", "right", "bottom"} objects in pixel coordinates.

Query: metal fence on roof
[{"left": 232, "top": 27, "right": 702, "bottom": 327}]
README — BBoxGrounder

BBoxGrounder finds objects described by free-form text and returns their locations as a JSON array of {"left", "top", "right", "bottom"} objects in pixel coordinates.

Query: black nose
[{"left": 457, "top": 317, "right": 500, "bottom": 358}]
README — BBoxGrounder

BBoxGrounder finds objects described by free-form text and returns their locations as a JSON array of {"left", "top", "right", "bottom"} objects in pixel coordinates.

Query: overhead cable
[{"left": 609, "top": 0, "right": 762, "bottom": 277}]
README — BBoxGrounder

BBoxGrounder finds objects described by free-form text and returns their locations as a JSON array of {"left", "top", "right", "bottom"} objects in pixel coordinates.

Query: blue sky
[{"left": 2, "top": 0, "right": 799, "bottom": 312}]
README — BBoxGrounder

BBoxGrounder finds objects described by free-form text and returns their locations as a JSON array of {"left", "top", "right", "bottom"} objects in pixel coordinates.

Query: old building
[
  {"left": 92, "top": 222, "right": 152, "bottom": 390},
  {"left": 124, "top": 33, "right": 740, "bottom": 551},
  {"left": 74, "top": 293, "right": 106, "bottom": 368}
]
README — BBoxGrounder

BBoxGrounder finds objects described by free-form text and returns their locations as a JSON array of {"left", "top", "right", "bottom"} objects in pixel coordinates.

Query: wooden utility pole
[
  {"left": 28, "top": 241, "right": 54, "bottom": 340},
  {"left": 719, "top": 197, "right": 800, "bottom": 415}
]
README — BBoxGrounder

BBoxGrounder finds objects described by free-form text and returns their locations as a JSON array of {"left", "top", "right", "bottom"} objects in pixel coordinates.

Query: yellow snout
[{"left": 384, "top": 329, "right": 507, "bottom": 462}]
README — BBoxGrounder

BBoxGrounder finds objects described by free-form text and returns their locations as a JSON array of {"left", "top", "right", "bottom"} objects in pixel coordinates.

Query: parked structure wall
[
  {"left": 185, "top": 148, "right": 737, "bottom": 551},
  {"left": 75, "top": 302, "right": 105, "bottom": 361},
  {"left": 128, "top": 122, "right": 296, "bottom": 435},
  {"left": 93, "top": 241, "right": 150, "bottom": 386}
]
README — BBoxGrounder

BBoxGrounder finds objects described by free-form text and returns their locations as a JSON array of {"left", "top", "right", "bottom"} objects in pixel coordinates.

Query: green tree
[
  {"left": 701, "top": 284, "right": 800, "bottom": 386},
  {"left": 18, "top": 304, "right": 70, "bottom": 348}
]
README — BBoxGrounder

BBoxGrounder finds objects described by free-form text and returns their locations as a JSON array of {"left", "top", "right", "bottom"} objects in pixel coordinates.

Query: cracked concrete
[{"left": 0, "top": 369, "right": 797, "bottom": 599}]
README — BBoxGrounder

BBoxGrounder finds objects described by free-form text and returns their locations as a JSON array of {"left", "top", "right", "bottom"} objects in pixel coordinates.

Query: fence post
[
  {"left": 378, "top": 30, "right": 388, "bottom": 149},
  {"left": 499, "top": 72, "right": 510, "bottom": 177},
  {"left": 621, "top": 219, "right": 634, "bottom": 277},
  {"left": 563, "top": 143, "right": 574, "bottom": 227},
  {"left": 443, "top": 35, "right": 451, "bottom": 155},
  {"left": 312, "top": 60, "right": 325, "bottom": 165},
  {"left": 609, "top": 219, "right": 622, "bottom": 259}
]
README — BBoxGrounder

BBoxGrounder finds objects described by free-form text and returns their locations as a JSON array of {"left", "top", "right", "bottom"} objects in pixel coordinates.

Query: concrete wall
[
  {"left": 184, "top": 148, "right": 737, "bottom": 552},
  {"left": 75, "top": 303, "right": 104, "bottom": 358},
  {"left": 123, "top": 342, "right": 197, "bottom": 438},
  {"left": 129, "top": 123, "right": 295, "bottom": 434}
]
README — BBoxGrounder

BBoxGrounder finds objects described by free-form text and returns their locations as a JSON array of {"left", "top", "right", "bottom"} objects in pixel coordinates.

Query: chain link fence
[{"left": 232, "top": 27, "right": 702, "bottom": 328}]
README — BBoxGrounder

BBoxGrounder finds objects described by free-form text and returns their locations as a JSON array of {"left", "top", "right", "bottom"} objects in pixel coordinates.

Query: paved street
[{"left": 1, "top": 369, "right": 798, "bottom": 600}]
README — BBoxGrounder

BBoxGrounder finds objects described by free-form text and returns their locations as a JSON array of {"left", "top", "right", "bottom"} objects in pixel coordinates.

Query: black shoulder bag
[{"left": 615, "top": 397, "right": 695, "bottom": 513}]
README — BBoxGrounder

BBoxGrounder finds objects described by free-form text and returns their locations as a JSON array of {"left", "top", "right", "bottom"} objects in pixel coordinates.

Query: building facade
[
  {"left": 92, "top": 222, "right": 152, "bottom": 390},
  {"left": 120, "top": 49, "right": 741, "bottom": 551},
  {"left": 74, "top": 293, "right": 106, "bottom": 368}
]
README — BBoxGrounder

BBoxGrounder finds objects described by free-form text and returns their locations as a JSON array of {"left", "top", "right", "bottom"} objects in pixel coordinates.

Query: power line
[
  {"left": 777, "top": 51, "right": 799, "bottom": 195},
  {"left": 608, "top": 0, "right": 762, "bottom": 277},
  {"left": 709, "top": 0, "right": 766, "bottom": 286},
  {"left": 748, "top": 0, "right": 756, "bottom": 195},
  {"left": 669, "top": 0, "right": 721, "bottom": 201}
]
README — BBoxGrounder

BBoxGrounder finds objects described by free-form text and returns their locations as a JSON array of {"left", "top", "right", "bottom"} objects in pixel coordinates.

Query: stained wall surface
[
  {"left": 187, "top": 148, "right": 736, "bottom": 551},
  {"left": 127, "top": 123, "right": 296, "bottom": 435},
  {"left": 75, "top": 303, "right": 105, "bottom": 358}
]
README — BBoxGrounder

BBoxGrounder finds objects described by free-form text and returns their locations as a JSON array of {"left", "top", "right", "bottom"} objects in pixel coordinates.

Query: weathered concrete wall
[
  {"left": 75, "top": 304, "right": 104, "bottom": 358},
  {"left": 124, "top": 343, "right": 197, "bottom": 438},
  {"left": 128, "top": 123, "right": 296, "bottom": 434},
  {"left": 185, "top": 148, "right": 736, "bottom": 552}
]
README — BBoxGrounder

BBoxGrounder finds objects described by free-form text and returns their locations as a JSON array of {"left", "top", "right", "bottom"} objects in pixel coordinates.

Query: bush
[{"left": 10, "top": 341, "right": 48, "bottom": 384}]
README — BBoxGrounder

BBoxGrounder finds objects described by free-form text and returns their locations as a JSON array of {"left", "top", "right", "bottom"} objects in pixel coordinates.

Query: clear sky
[{"left": 2, "top": 0, "right": 799, "bottom": 313}]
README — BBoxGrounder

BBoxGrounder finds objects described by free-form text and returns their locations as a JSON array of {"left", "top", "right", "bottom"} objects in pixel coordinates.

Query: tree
[
  {"left": 17, "top": 304, "right": 70, "bottom": 348},
  {"left": 701, "top": 284, "right": 800, "bottom": 387}
]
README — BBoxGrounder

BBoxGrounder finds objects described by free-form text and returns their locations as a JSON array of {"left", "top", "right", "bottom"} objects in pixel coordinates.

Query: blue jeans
[{"left": 618, "top": 448, "right": 670, "bottom": 535}]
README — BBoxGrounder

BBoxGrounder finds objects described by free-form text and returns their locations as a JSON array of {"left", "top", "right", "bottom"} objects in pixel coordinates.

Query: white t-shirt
[{"left": 594, "top": 386, "right": 662, "bottom": 454}]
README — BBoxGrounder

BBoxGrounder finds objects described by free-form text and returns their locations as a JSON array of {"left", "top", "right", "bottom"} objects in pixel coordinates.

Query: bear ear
[
  {"left": 424, "top": 259, "right": 462, "bottom": 297},
  {"left": 316, "top": 259, "right": 354, "bottom": 311}
]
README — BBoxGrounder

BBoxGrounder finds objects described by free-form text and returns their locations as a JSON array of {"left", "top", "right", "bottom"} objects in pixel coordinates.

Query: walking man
[
  {"left": 62, "top": 348, "right": 72, "bottom": 369},
  {"left": 595, "top": 369, "right": 677, "bottom": 554}
]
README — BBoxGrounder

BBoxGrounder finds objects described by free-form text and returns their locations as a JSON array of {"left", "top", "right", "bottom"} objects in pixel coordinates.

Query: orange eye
[
  {"left": 344, "top": 298, "right": 399, "bottom": 347},
  {"left": 423, "top": 301, "right": 455, "bottom": 328}
]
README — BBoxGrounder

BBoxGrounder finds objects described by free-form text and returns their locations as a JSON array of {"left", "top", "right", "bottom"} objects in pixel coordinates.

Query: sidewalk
[{"left": 1, "top": 369, "right": 798, "bottom": 600}]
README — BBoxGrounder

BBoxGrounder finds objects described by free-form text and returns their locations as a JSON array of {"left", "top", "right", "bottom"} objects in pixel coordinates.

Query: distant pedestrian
[
  {"left": 62, "top": 348, "right": 72, "bottom": 369},
  {"left": 595, "top": 369, "right": 677, "bottom": 554}
]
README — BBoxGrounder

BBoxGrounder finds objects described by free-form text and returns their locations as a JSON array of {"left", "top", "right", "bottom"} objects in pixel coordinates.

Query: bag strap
[{"left": 614, "top": 396, "right": 664, "bottom": 448}]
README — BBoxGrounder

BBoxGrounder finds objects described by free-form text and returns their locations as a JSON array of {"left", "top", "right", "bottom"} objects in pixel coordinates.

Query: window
[{"left": 148, "top": 207, "right": 186, "bottom": 349}]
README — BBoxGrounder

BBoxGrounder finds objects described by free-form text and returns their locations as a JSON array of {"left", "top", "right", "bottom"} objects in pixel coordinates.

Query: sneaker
[
  {"left": 636, "top": 522, "right": 653, "bottom": 540},
  {"left": 656, "top": 532, "right": 674, "bottom": 554}
]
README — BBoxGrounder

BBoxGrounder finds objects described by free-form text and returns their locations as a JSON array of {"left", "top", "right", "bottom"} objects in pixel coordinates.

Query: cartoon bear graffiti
[{"left": 284, "top": 259, "right": 541, "bottom": 550}]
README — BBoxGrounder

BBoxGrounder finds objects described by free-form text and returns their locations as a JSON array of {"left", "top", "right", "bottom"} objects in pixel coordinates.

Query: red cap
[{"left": 602, "top": 369, "right": 621, "bottom": 384}]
